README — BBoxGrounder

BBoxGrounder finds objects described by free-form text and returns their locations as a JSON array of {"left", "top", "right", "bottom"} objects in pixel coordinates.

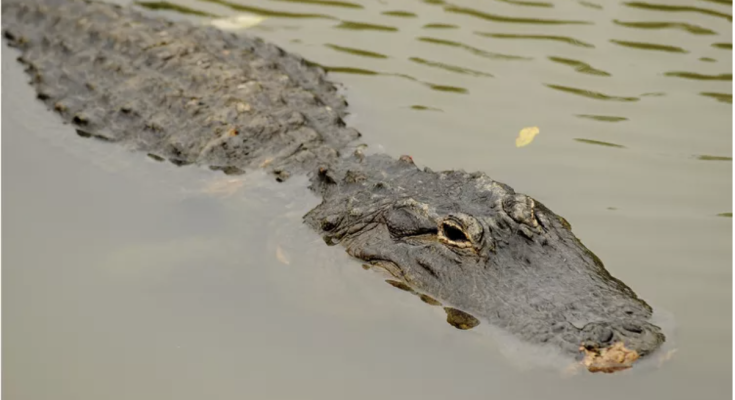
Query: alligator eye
[
  {"left": 442, "top": 223, "right": 469, "bottom": 242},
  {"left": 438, "top": 220, "right": 473, "bottom": 248}
]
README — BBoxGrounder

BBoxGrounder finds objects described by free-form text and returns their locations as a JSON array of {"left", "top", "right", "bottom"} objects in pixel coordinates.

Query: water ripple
[
  {"left": 444, "top": 5, "right": 592, "bottom": 25},
  {"left": 324, "top": 44, "right": 389, "bottom": 59},
  {"left": 137, "top": 1, "right": 217, "bottom": 17},
  {"left": 269, "top": 0, "right": 363, "bottom": 9},
  {"left": 546, "top": 84, "right": 640, "bottom": 101},
  {"left": 700, "top": 92, "right": 733, "bottom": 103},
  {"left": 712, "top": 42, "right": 732, "bottom": 50},
  {"left": 495, "top": 0, "right": 554, "bottom": 8},
  {"left": 409, "top": 57, "right": 494, "bottom": 77},
  {"left": 422, "top": 23, "right": 459, "bottom": 29},
  {"left": 610, "top": 39, "right": 688, "bottom": 53},
  {"left": 476, "top": 32, "right": 595, "bottom": 48},
  {"left": 334, "top": 21, "right": 399, "bottom": 31},
  {"left": 200, "top": 0, "right": 334, "bottom": 18},
  {"left": 417, "top": 37, "right": 531, "bottom": 60},
  {"left": 697, "top": 155, "right": 733, "bottom": 160},
  {"left": 699, "top": 0, "right": 732, "bottom": 5},
  {"left": 426, "top": 84, "right": 469, "bottom": 93},
  {"left": 574, "top": 138, "right": 627, "bottom": 148},
  {"left": 576, "top": 114, "right": 628, "bottom": 122},
  {"left": 307, "top": 63, "right": 469, "bottom": 94},
  {"left": 381, "top": 11, "right": 418, "bottom": 17},
  {"left": 578, "top": 1, "right": 603, "bottom": 9},
  {"left": 411, "top": 105, "right": 443, "bottom": 111},
  {"left": 548, "top": 57, "right": 611, "bottom": 76},
  {"left": 613, "top": 20, "right": 717, "bottom": 35},
  {"left": 664, "top": 71, "right": 732, "bottom": 80},
  {"left": 624, "top": 2, "right": 732, "bottom": 22}
]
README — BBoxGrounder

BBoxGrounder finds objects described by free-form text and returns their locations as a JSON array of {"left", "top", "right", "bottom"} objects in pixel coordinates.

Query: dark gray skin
[
  {"left": 306, "top": 154, "right": 664, "bottom": 357},
  {"left": 3, "top": 0, "right": 664, "bottom": 368}
]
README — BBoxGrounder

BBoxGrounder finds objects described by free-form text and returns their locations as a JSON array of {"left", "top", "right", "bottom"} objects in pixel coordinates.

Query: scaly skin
[{"left": 3, "top": 0, "right": 665, "bottom": 371}]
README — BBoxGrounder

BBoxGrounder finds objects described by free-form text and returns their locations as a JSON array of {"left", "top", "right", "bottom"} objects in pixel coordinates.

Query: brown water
[{"left": 3, "top": 0, "right": 732, "bottom": 398}]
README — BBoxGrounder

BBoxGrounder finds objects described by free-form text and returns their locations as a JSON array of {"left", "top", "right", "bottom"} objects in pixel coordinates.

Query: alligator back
[{"left": 3, "top": 0, "right": 359, "bottom": 178}]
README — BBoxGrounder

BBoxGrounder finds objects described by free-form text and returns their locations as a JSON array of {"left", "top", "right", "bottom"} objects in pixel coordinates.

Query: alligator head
[{"left": 305, "top": 153, "right": 665, "bottom": 371}]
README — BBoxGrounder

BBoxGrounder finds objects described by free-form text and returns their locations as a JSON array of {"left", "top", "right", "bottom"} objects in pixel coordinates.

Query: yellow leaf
[
  {"left": 515, "top": 126, "right": 540, "bottom": 148},
  {"left": 275, "top": 245, "right": 291, "bottom": 265}
]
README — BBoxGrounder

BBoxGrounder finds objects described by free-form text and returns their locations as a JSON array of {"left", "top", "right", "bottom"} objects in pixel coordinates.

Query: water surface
[{"left": 3, "top": 0, "right": 732, "bottom": 398}]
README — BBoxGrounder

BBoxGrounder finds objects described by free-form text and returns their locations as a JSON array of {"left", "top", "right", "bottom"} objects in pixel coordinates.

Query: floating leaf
[
  {"left": 211, "top": 14, "right": 267, "bottom": 30},
  {"left": 516, "top": 126, "right": 540, "bottom": 147},
  {"left": 275, "top": 245, "right": 291, "bottom": 265},
  {"left": 202, "top": 177, "right": 246, "bottom": 197}
]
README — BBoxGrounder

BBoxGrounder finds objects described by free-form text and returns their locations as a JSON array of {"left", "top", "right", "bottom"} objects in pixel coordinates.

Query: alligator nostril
[
  {"left": 598, "top": 327, "right": 614, "bottom": 343},
  {"left": 623, "top": 323, "right": 643, "bottom": 334}
]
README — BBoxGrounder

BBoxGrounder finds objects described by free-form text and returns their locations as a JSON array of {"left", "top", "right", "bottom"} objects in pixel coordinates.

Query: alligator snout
[
  {"left": 581, "top": 320, "right": 664, "bottom": 356},
  {"left": 578, "top": 320, "right": 665, "bottom": 372}
]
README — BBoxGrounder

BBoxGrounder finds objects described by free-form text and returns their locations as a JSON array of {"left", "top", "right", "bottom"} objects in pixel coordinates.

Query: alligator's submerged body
[{"left": 3, "top": 0, "right": 665, "bottom": 372}]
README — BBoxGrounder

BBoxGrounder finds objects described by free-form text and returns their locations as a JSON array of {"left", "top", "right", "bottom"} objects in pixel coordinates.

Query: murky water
[{"left": 3, "top": 0, "right": 732, "bottom": 398}]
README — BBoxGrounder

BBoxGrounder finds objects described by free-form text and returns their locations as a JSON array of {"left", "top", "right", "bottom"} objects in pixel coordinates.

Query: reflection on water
[{"left": 4, "top": 0, "right": 732, "bottom": 398}]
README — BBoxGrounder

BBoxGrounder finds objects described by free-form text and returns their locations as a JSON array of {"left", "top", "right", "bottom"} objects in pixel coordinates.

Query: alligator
[{"left": 2, "top": 0, "right": 665, "bottom": 373}]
